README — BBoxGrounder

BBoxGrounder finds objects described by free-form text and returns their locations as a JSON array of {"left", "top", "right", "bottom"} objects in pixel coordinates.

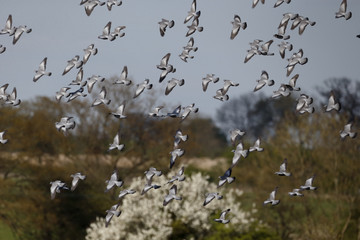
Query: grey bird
[
  {"left": 253, "top": 71, "right": 274, "bottom": 92},
  {"left": 218, "top": 168, "right": 235, "bottom": 188},
  {"left": 214, "top": 209, "right": 230, "bottom": 224},
  {"left": 183, "top": 37, "right": 198, "bottom": 52},
  {"left": 98, "top": 21, "right": 112, "bottom": 40},
  {"left": 296, "top": 94, "right": 314, "bottom": 114},
  {"left": 141, "top": 177, "right": 161, "bottom": 195},
  {"left": 0, "top": 45, "right": 5, "bottom": 54},
  {"left": 118, "top": 189, "right": 136, "bottom": 199},
  {"left": 220, "top": 80, "right": 239, "bottom": 95},
  {"left": 230, "top": 15, "right": 247, "bottom": 40},
  {"left": 325, "top": 91, "right": 341, "bottom": 112},
  {"left": 70, "top": 172, "right": 86, "bottom": 191},
  {"left": 5, "top": 87, "right": 21, "bottom": 106},
  {"left": 66, "top": 87, "right": 87, "bottom": 102},
  {"left": 163, "top": 184, "right": 182, "bottom": 206},
  {"left": 108, "top": 133, "right": 124, "bottom": 152},
  {"left": 213, "top": 88, "right": 229, "bottom": 102},
  {"left": 109, "top": 102, "right": 127, "bottom": 119},
  {"left": 92, "top": 87, "right": 111, "bottom": 107},
  {"left": 179, "top": 49, "right": 194, "bottom": 63},
  {"left": 288, "top": 188, "right": 304, "bottom": 197},
  {"left": 158, "top": 18, "right": 175, "bottom": 37},
  {"left": 12, "top": 25, "right": 32, "bottom": 45},
  {"left": 272, "top": 84, "right": 291, "bottom": 98},
  {"left": 62, "top": 55, "right": 83, "bottom": 76},
  {"left": 87, "top": 75, "right": 105, "bottom": 93},
  {"left": 33, "top": 57, "right": 52, "bottom": 82},
  {"left": 157, "top": 53, "right": 176, "bottom": 83},
  {"left": 55, "top": 117, "right": 76, "bottom": 136},
  {"left": 110, "top": 25, "right": 126, "bottom": 40},
  {"left": 278, "top": 41, "right": 293, "bottom": 59},
  {"left": 105, "top": 170, "right": 123, "bottom": 192},
  {"left": 0, "top": 131, "right": 8, "bottom": 144},
  {"left": 167, "top": 105, "right": 182, "bottom": 118},
  {"left": 186, "top": 18, "right": 203, "bottom": 37},
  {"left": 286, "top": 49, "right": 308, "bottom": 76},
  {"left": 170, "top": 148, "right": 185, "bottom": 169},
  {"left": 263, "top": 187, "right": 280, "bottom": 206},
  {"left": 50, "top": 180, "right": 68, "bottom": 200},
  {"left": 144, "top": 167, "right": 163, "bottom": 181},
  {"left": 249, "top": 138, "right": 264, "bottom": 152},
  {"left": 260, "top": 40, "right": 274, "bottom": 55},
  {"left": 0, "top": 15, "right": 15, "bottom": 35},
  {"left": 203, "top": 192, "right": 223, "bottom": 206},
  {"left": 231, "top": 142, "right": 249, "bottom": 167},
  {"left": 336, "top": 0, "right": 352, "bottom": 20},
  {"left": 300, "top": 175, "right": 317, "bottom": 191},
  {"left": 181, "top": 103, "right": 198, "bottom": 121},
  {"left": 165, "top": 78, "right": 185, "bottom": 95},
  {"left": 229, "top": 129, "right": 246, "bottom": 145},
  {"left": 174, "top": 129, "right": 188, "bottom": 148},
  {"left": 148, "top": 106, "right": 165, "bottom": 117},
  {"left": 83, "top": 0, "right": 105, "bottom": 16},
  {"left": 184, "top": 0, "right": 201, "bottom": 24},
  {"left": 134, "top": 79, "right": 153, "bottom": 98},
  {"left": 297, "top": 17, "right": 316, "bottom": 35},
  {"left": 274, "top": 23, "right": 290, "bottom": 40},
  {"left": 106, "top": 0, "right": 122, "bottom": 11},
  {"left": 274, "top": 0, "right": 291, "bottom": 8},
  {"left": 105, "top": 204, "right": 121, "bottom": 228},
  {"left": 275, "top": 158, "right": 291, "bottom": 176},
  {"left": 82, "top": 44, "right": 98, "bottom": 65},
  {"left": 114, "top": 66, "right": 132, "bottom": 85},
  {"left": 244, "top": 48, "right": 261, "bottom": 63},
  {"left": 202, "top": 74, "right": 219, "bottom": 92},
  {"left": 167, "top": 166, "right": 186, "bottom": 184},
  {"left": 285, "top": 74, "right": 301, "bottom": 91},
  {"left": 69, "top": 68, "right": 85, "bottom": 86},
  {"left": 252, "top": 0, "right": 265, "bottom": 8},
  {"left": 340, "top": 122, "right": 357, "bottom": 139}
]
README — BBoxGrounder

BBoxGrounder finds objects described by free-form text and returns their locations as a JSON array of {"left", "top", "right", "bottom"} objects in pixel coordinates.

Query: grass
[{"left": 0, "top": 222, "right": 15, "bottom": 240}]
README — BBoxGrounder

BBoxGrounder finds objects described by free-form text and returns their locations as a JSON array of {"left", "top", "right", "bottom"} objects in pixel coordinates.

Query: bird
[
  {"left": 0, "top": 15, "right": 15, "bottom": 35},
  {"left": 230, "top": 15, "right": 247, "bottom": 40},
  {"left": 0, "top": 131, "right": 8, "bottom": 144},
  {"left": 5, "top": 87, "right": 21, "bottom": 106},
  {"left": 83, "top": 0, "right": 105, "bottom": 16},
  {"left": 274, "top": 0, "right": 291, "bottom": 8},
  {"left": 33, "top": 57, "right": 52, "bottom": 82},
  {"left": 340, "top": 123, "right": 357, "bottom": 139},
  {"left": 170, "top": 148, "right": 185, "bottom": 169},
  {"left": 110, "top": 25, "right": 126, "bottom": 40},
  {"left": 62, "top": 55, "right": 83, "bottom": 76},
  {"left": 98, "top": 21, "right": 113, "bottom": 40},
  {"left": 106, "top": 0, "right": 122, "bottom": 11},
  {"left": 92, "top": 87, "right": 111, "bottom": 107},
  {"left": 105, "top": 170, "right": 123, "bottom": 192},
  {"left": 263, "top": 187, "right": 280, "bottom": 206},
  {"left": 296, "top": 94, "right": 314, "bottom": 114},
  {"left": 141, "top": 177, "right": 161, "bottom": 195},
  {"left": 202, "top": 74, "right": 219, "bottom": 92},
  {"left": 252, "top": 0, "right": 265, "bottom": 8},
  {"left": 157, "top": 53, "right": 176, "bottom": 83},
  {"left": 229, "top": 129, "right": 246, "bottom": 145},
  {"left": 259, "top": 40, "right": 274, "bottom": 55},
  {"left": 244, "top": 48, "right": 261, "bottom": 63},
  {"left": 249, "top": 138, "right": 264, "bottom": 152},
  {"left": 186, "top": 18, "right": 203, "bottom": 37},
  {"left": 114, "top": 66, "right": 132, "bottom": 85},
  {"left": 231, "top": 142, "right": 249, "bottom": 167},
  {"left": 165, "top": 78, "right": 185, "bottom": 95},
  {"left": 87, "top": 75, "right": 105, "bottom": 93},
  {"left": 50, "top": 180, "right": 68, "bottom": 200},
  {"left": 286, "top": 74, "right": 301, "bottom": 91},
  {"left": 167, "top": 166, "right": 186, "bottom": 184},
  {"left": 184, "top": 0, "right": 200, "bottom": 24},
  {"left": 253, "top": 71, "right": 274, "bottom": 92},
  {"left": 218, "top": 168, "right": 235, "bottom": 188},
  {"left": 286, "top": 49, "right": 308, "bottom": 76},
  {"left": 108, "top": 133, "right": 124, "bottom": 152},
  {"left": 133, "top": 79, "right": 153, "bottom": 98},
  {"left": 148, "top": 106, "right": 165, "bottom": 118},
  {"left": 144, "top": 167, "right": 163, "bottom": 181},
  {"left": 82, "top": 44, "right": 98, "bottom": 64},
  {"left": 213, "top": 89, "right": 229, "bottom": 102},
  {"left": 0, "top": 45, "right": 5, "bottom": 54},
  {"left": 179, "top": 49, "right": 194, "bottom": 63},
  {"left": 183, "top": 37, "right": 198, "bottom": 52},
  {"left": 214, "top": 209, "right": 230, "bottom": 224},
  {"left": 220, "top": 80, "right": 239, "bottom": 95},
  {"left": 105, "top": 204, "right": 121, "bottom": 228},
  {"left": 163, "top": 184, "right": 182, "bottom": 206},
  {"left": 288, "top": 188, "right": 304, "bottom": 197},
  {"left": 158, "top": 18, "right": 175, "bottom": 37},
  {"left": 180, "top": 103, "right": 198, "bottom": 121},
  {"left": 66, "top": 87, "right": 87, "bottom": 102},
  {"left": 55, "top": 117, "right": 76, "bottom": 136},
  {"left": 297, "top": 17, "right": 316, "bottom": 35},
  {"left": 324, "top": 91, "right": 341, "bottom": 112},
  {"left": 118, "top": 189, "right": 136, "bottom": 199},
  {"left": 336, "top": 0, "right": 352, "bottom": 20},
  {"left": 275, "top": 158, "right": 291, "bottom": 176},
  {"left": 203, "top": 192, "right": 223, "bottom": 206},
  {"left": 12, "top": 25, "right": 32, "bottom": 45},
  {"left": 167, "top": 105, "right": 182, "bottom": 118},
  {"left": 272, "top": 84, "right": 291, "bottom": 98},
  {"left": 69, "top": 68, "right": 85, "bottom": 86},
  {"left": 109, "top": 102, "right": 127, "bottom": 119},
  {"left": 70, "top": 173, "right": 86, "bottom": 191},
  {"left": 300, "top": 175, "right": 317, "bottom": 190},
  {"left": 174, "top": 129, "right": 188, "bottom": 148}
]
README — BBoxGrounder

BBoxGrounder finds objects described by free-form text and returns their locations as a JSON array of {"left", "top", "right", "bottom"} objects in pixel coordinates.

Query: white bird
[
  {"left": 252, "top": 0, "right": 265, "bottom": 8},
  {"left": 181, "top": 103, "right": 198, "bottom": 121},
  {"left": 108, "top": 133, "right": 124, "bottom": 152},
  {"left": 274, "top": 0, "right": 291, "bottom": 8},
  {"left": 118, "top": 189, "right": 136, "bottom": 199},
  {"left": 165, "top": 78, "right": 185, "bottom": 96},
  {"left": 148, "top": 106, "right": 165, "bottom": 118},
  {"left": 55, "top": 117, "right": 76, "bottom": 136},
  {"left": 286, "top": 74, "right": 301, "bottom": 91},
  {"left": 184, "top": 0, "right": 200, "bottom": 24},
  {"left": 134, "top": 79, "right": 153, "bottom": 98},
  {"left": 230, "top": 15, "right": 247, "bottom": 40},
  {"left": 0, "top": 131, "right": 8, "bottom": 144},
  {"left": 170, "top": 148, "right": 185, "bottom": 169},
  {"left": 50, "top": 180, "right": 68, "bottom": 200},
  {"left": 83, "top": 0, "right": 105, "bottom": 16},
  {"left": 12, "top": 25, "right": 32, "bottom": 45},
  {"left": 106, "top": 0, "right": 122, "bottom": 11},
  {"left": 272, "top": 84, "right": 291, "bottom": 98},
  {"left": 203, "top": 192, "right": 223, "bottom": 206},
  {"left": 278, "top": 42, "right": 293, "bottom": 59},
  {"left": 213, "top": 89, "right": 229, "bottom": 102},
  {"left": 300, "top": 175, "right": 317, "bottom": 191},
  {"left": 105, "top": 204, "right": 121, "bottom": 228},
  {"left": 141, "top": 177, "right": 161, "bottom": 195},
  {"left": 186, "top": 18, "right": 203, "bottom": 37},
  {"left": 105, "top": 170, "right": 123, "bottom": 192},
  {"left": 229, "top": 129, "right": 246, "bottom": 145},
  {"left": 167, "top": 166, "right": 186, "bottom": 184},
  {"left": 296, "top": 94, "right": 314, "bottom": 114},
  {"left": 202, "top": 74, "right": 219, "bottom": 92},
  {"left": 82, "top": 44, "right": 98, "bottom": 64},
  {"left": 249, "top": 138, "right": 264, "bottom": 152},
  {"left": 221, "top": 80, "right": 239, "bottom": 95},
  {"left": 33, "top": 57, "right": 52, "bottom": 82},
  {"left": 174, "top": 129, "right": 188, "bottom": 148},
  {"left": 144, "top": 167, "right": 163, "bottom": 181},
  {"left": 70, "top": 172, "right": 86, "bottom": 191},
  {"left": 92, "top": 87, "right": 111, "bottom": 107},
  {"left": 109, "top": 102, "right": 126, "bottom": 119},
  {"left": 214, "top": 209, "right": 230, "bottom": 224},
  {"left": 87, "top": 75, "right": 105, "bottom": 93},
  {"left": 158, "top": 18, "right": 175, "bottom": 37},
  {"left": 157, "top": 53, "right": 176, "bottom": 83},
  {"left": 62, "top": 55, "right": 83, "bottom": 76},
  {"left": 275, "top": 158, "right": 291, "bottom": 176},
  {"left": 69, "top": 68, "right": 85, "bottom": 86},
  {"left": 263, "top": 187, "right": 280, "bottom": 206},
  {"left": 336, "top": 0, "right": 352, "bottom": 20},
  {"left": 325, "top": 91, "right": 341, "bottom": 112},
  {"left": 340, "top": 123, "right": 357, "bottom": 139},
  {"left": 114, "top": 66, "right": 132, "bottom": 85},
  {"left": 0, "top": 15, "right": 15, "bottom": 35},
  {"left": 253, "top": 71, "right": 274, "bottom": 92},
  {"left": 163, "top": 184, "right": 182, "bottom": 206},
  {"left": 288, "top": 188, "right": 304, "bottom": 197},
  {"left": 231, "top": 142, "right": 249, "bottom": 167},
  {"left": 5, "top": 87, "right": 21, "bottom": 106},
  {"left": 218, "top": 168, "right": 235, "bottom": 188}
]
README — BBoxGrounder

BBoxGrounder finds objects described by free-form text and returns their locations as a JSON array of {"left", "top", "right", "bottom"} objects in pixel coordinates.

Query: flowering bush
[{"left": 85, "top": 171, "right": 256, "bottom": 240}]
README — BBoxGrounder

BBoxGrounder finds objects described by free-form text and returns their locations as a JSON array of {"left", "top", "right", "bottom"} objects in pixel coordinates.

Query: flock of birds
[{"left": 0, "top": 0, "right": 358, "bottom": 229}]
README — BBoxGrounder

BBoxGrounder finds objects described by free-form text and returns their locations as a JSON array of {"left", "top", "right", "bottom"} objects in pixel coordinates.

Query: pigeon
[
  {"left": 325, "top": 91, "right": 341, "bottom": 112},
  {"left": 231, "top": 142, "right": 249, "bottom": 167},
  {"left": 220, "top": 80, "right": 239, "bottom": 95},
  {"left": 66, "top": 87, "right": 87, "bottom": 102},
  {"left": 288, "top": 188, "right": 304, "bottom": 197},
  {"left": 105, "top": 204, "right": 121, "bottom": 228},
  {"left": 244, "top": 47, "right": 261, "bottom": 63},
  {"left": 278, "top": 42, "right": 293, "bottom": 59},
  {"left": 106, "top": 0, "right": 122, "bottom": 11},
  {"left": 114, "top": 66, "right": 132, "bottom": 85},
  {"left": 253, "top": 71, "right": 274, "bottom": 92},
  {"left": 105, "top": 170, "right": 123, "bottom": 192},
  {"left": 183, "top": 37, "right": 198, "bottom": 52},
  {"left": 170, "top": 148, "right": 185, "bottom": 169},
  {"left": 50, "top": 180, "right": 68, "bottom": 200},
  {"left": 263, "top": 187, "right": 280, "bottom": 206},
  {"left": 12, "top": 25, "right": 32, "bottom": 45},
  {"left": 249, "top": 138, "right": 264, "bottom": 152},
  {"left": 92, "top": 87, "right": 111, "bottom": 107},
  {"left": 229, "top": 129, "right": 246, "bottom": 145},
  {"left": 82, "top": 44, "right": 98, "bottom": 64},
  {"left": 272, "top": 84, "right": 291, "bottom": 98},
  {"left": 214, "top": 209, "right": 230, "bottom": 224},
  {"left": 167, "top": 105, "right": 182, "bottom": 118},
  {"left": 87, "top": 75, "right": 105, "bottom": 93},
  {"left": 202, "top": 74, "right": 219, "bottom": 92},
  {"left": 108, "top": 133, "right": 124, "bottom": 152},
  {"left": 163, "top": 184, "right": 182, "bottom": 206},
  {"left": 70, "top": 172, "right": 86, "bottom": 191},
  {"left": 179, "top": 49, "right": 194, "bottom": 63},
  {"left": 55, "top": 117, "right": 76, "bottom": 135},
  {"left": 165, "top": 78, "right": 185, "bottom": 95},
  {"left": 133, "top": 79, "right": 153, "bottom": 98},
  {"left": 336, "top": 0, "right": 352, "bottom": 20},
  {"left": 167, "top": 166, "right": 186, "bottom": 184},
  {"left": 296, "top": 94, "right": 314, "bottom": 114},
  {"left": 297, "top": 18, "right": 316, "bottom": 35},
  {"left": 141, "top": 177, "right": 161, "bottom": 195},
  {"left": 300, "top": 175, "right": 317, "bottom": 190},
  {"left": 0, "top": 15, "right": 15, "bottom": 35},
  {"left": 118, "top": 189, "right": 136, "bottom": 199},
  {"left": 5, "top": 87, "right": 21, "bottom": 106},
  {"left": 274, "top": 21, "right": 290, "bottom": 40},
  {"left": 144, "top": 167, "right": 162, "bottom": 182},
  {"left": 340, "top": 123, "right": 357, "bottom": 139},
  {"left": 157, "top": 53, "right": 176, "bottom": 83},
  {"left": 174, "top": 129, "right": 188, "bottom": 148},
  {"left": 259, "top": 40, "right": 274, "bottom": 55},
  {"left": 62, "top": 55, "right": 83, "bottom": 76},
  {"left": 69, "top": 68, "right": 85, "bottom": 86},
  {"left": 274, "top": 0, "right": 291, "bottom": 8},
  {"left": 83, "top": 0, "right": 105, "bottom": 16},
  {"left": 110, "top": 25, "right": 126, "bottom": 40},
  {"left": 275, "top": 158, "right": 291, "bottom": 176},
  {"left": 186, "top": 18, "right": 203, "bottom": 37},
  {"left": 158, "top": 18, "right": 175, "bottom": 37},
  {"left": 230, "top": 15, "right": 247, "bottom": 40},
  {"left": 286, "top": 49, "right": 308, "bottom": 77},
  {"left": 148, "top": 106, "right": 165, "bottom": 117},
  {"left": 33, "top": 57, "right": 52, "bottom": 82},
  {"left": 98, "top": 21, "right": 113, "bottom": 40},
  {"left": 0, "top": 131, "right": 8, "bottom": 144},
  {"left": 213, "top": 89, "right": 229, "bottom": 102},
  {"left": 184, "top": 0, "right": 201, "bottom": 24},
  {"left": 0, "top": 84, "right": 8, "bottom": 101},
  {"left": 0, "top": 45, "right": 5, "bottom": 54},
  {"left": 203, "top": 192, "right": 223, "bottom": 206},
  {"left": 109, "top": 102, "right": 127, "bottom": 119},
  {"left": 252, "top": 0, "right": 265, "bottom": 8},
  {"left": 218, "top": 168, "right": 235, "bottom": 188},
  {"left": 181, "top": 103, "right": 198, "bottom": 121},
  {"left": 285, "top": 74, "right": 301, "bottom": 92},
  {"left": 55, "top": 87, "right": 70, "bottom": 102}
]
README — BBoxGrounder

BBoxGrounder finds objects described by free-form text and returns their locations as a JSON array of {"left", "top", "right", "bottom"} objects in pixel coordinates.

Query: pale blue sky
[{"left": 0, "top": 0, "right": 359, "bottom": 118}]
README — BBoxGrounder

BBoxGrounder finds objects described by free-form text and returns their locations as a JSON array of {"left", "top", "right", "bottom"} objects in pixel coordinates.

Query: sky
[{"left": 0, "top": 0, "right": 359, "bottom": 119}]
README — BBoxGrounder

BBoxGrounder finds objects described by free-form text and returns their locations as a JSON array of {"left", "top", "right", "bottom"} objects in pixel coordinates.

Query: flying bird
[
  {"left": 108, "top": 133, "right": 124, "bottom": 152},
  {"left": 158, "top": 18, "right": 175, "bottom": 37},
  {"left": 202, "top": 74, "right": 219, "bottom": 92},
  {"left": 186, "top": 18, "right": 203, "bottom": 37},
  {"left": 118, "top": 189, "right": 136, "bottom": 199},
  {"left": 114, "top": 66, "right": 132, "bottom": 85},
  {"left": 0, "top": 130, "right": 8, "bottom": 144},
  {"left": 163, "top": 184, "right": 182, "bottom": 206},
  {"left": 109, "top": 102, "right": 127, "bottom": 119},
  {"left": 55, "top": 117, "right": 76, "bottom": 136},
  {"left": 92, "top": 87, "right": 111, "bottom": 107},
  {"left": 12, "top": 25, "right": 32, "bottom": 45},
  {"left": 340, "top": 122, "right": 357, "bottom": 139},
  {"left": 203, "top": 192, "right": 223, "bottom": 206},
  {"left": 50, "top": 180, "right": 68, "bottom": 200},
  {"left": 69, "top": 68, "right": 85, "bottom": 86},
  {"left": 249, "top": 138, "right": 264, "bottom": 152},
  {"left": 82, "top": 44, "right": 98, "bottom": 64},
  {"left": 336, "top": 0, "right": 352, "bottom": 20},
  {"left": 229, "top": 129, "right": 246, "bottom": 145},
  {"left": 62, "top": 55, "right": 83, "bottom": 76},
  {"left": 82, "top": 0, "right": 105, "bottom": 16},
  {"left": 214, "top": 209, "right": 230, "bottom": 224},
  {"left": 263, "top": 187, "right": 280, "bottom": 206},
  {"left": 231, "top": 142, "right": 248, "bottom": 167},
  {"left": 252, "top": 0, "right": 265, "bottom": 8},
  {"left": 174, "top": 129, "right": 188, "bottom": 148},
  {"left": 55, "top": 87, "right": 70, "bottom": 102},
  {"left": 157, "top": 53, "right": 176, "bottom": 83},
  {"left": 253, "top": 71, "right": 274, "bottom": 92},
  {"left": 87, "top": 75, "right": 105, "bottom": 93},
  {"left": 184, "top": 0, "right": 200, "bottom": 23},
  {"left": 148, "top": 106, "right": 165, "bottom": 118},
  {"left": 324, "top": 91, "right": 341, "bottom": 112},
  {"left": 230, "top": 15, "right": 247, "bottom": 40},
  {"left": 5, "top": 87, "right": 21, "bottom": 106},
  {"left": 105, "top": 204, "right": 121, "bottom": 228},
  {"left": 167, "top": 166, "right": 186, "bottom": 184},
  {"left": 133, "top": 79, "right": 153, "bottom": 98},
  {"left": 165, "top": 78, "right": 185, "bottom": 95},
  {"left": 218, "top": 168, "right": 235, "bottom": 188},
  {"left": 106, "top": 0, "right": 122, "bottom": 11},
  {"left": 70, "top": 172, "right": 86, "bottom": 191},
  {"left": 288, "top": 188, "right": 304, "bottom": 197},
  {"left": 33, "top": 57, "right": 52, "bottom": 82},
  {"left": 144, "top": 167, "right": 163, "bottom": 181},
  {"left": 274, "top": 0, "right": 291, "bottom": 8},
  {"left": 275, "top": 158, "right": 291, "bottom": 176},
  {"left": 300, "top": 175, "right": 317, "bottom": 191},
  {"left": 170, "top": 148, "right": 185, "bottom": 169},
  {"left": 141, "top": 177, "right": 161, "bottom": 195},
  {"left": 0, "top": 15, "right": 15, "bottom": 35},
  {"left": 105, "top": 170, "right": 123, "bottom": 192}
]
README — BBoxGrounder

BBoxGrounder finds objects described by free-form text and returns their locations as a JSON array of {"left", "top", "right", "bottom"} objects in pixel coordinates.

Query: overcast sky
[{"left": 1, "top": 0, "right": 359, "bottom": 119}]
